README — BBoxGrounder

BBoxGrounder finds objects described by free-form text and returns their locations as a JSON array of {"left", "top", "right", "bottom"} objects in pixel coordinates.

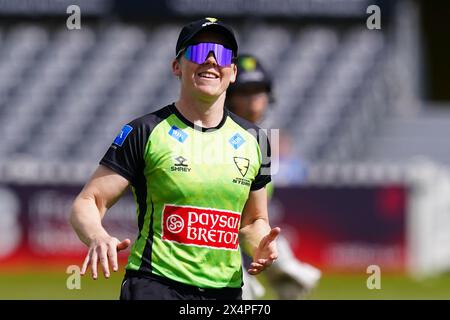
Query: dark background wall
[{"left": 421, "top": 0, "right": 450, "bottom": 102}]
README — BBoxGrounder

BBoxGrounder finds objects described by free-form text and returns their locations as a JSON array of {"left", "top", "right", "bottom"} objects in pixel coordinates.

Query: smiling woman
[
  {"left": 70, "top": 17, "right": 279, "bottom": 301},
  {"left": 172, "top": 30, "right": 238, "bottom": 116}
]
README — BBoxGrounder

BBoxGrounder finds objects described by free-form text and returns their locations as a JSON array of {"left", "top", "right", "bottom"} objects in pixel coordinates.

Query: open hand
[
  {"left": 248, "top": 227, "right": 280, "bottom": 275},
  {"left": 81, "top": 235, "right": 131, "bottom": 279}
]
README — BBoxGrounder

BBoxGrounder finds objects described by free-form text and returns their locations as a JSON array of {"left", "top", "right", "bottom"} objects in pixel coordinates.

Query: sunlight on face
[{"left": 174, "top": 31, "right": 237, "bottom": 101}]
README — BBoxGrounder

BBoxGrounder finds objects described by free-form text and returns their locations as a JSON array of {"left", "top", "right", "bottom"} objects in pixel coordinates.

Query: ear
[
  {"left": 172, "top": 59, "right": 182, "bottom": 78},
  {"left": 229, "top": 63, "right": 237, "bottom": 84}
]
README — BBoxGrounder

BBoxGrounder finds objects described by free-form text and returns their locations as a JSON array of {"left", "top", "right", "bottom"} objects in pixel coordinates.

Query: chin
[{"left": 196, "top": 85, "right": 223, "bottom": 98}]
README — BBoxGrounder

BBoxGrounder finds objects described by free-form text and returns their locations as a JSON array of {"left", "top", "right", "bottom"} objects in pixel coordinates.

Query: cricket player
[{"left": 70, "top": 18, "right": 280, "bottom": 300}]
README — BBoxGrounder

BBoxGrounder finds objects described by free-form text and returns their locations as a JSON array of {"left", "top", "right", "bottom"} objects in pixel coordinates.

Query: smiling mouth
[{"left": 197, "top": 72, "right": 219, "bottom": 79}]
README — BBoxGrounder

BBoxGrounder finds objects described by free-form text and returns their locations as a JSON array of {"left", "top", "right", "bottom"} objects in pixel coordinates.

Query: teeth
[{"left": 199, "top": 72, "right": 218, "bottom": 79}]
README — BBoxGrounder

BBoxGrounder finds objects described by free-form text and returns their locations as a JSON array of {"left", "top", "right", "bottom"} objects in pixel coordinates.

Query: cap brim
[{"left": 181, "top": 24, "right": 238, "bottom": 56}]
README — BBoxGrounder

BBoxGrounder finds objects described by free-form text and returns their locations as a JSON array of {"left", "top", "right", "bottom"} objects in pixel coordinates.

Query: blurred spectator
[{"left": 273, "top": 132, "right": 307, "bottom": 186}]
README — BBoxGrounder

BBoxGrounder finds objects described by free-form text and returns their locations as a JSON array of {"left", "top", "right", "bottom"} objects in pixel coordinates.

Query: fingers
[
  {"left": 267, "top": 227, "right": 281, "bottom": 242},
  {"left": 248, "top": 258, "right": 275, "bottom": 275},
  {"left": 249, "top": 262, "right": 264, "bottom": 274},
  {"left": 248, "top": 261, "right": 262, "bottom": 275},
  {"left": 247, "top": 263, "right": 268, "bottom": 275},
  {"left": 256, "top": 258, "right": 268, "bottom": 264},
  {"left": 248, "top": 268, "right": 260, "bottom": 275},
  {"left": 110, "top": 238, "right": 130, "bottom": 272},
  {"left": 80, "top": 250, "right": 91, "bottom": 276},
  {"left": 117, "top": 238, "right": 131, "bottom": 252},
  {"left": 80, "top": 237, "right": 130, "bottom": 280},
  {"left": 91, "top": 249, "right": 98, "bottom": 280},
  {"left": 252, "top": 261, "right": 264, "bottom": 268},
  {"left": 259, "top": 227, "right": 281, "bottom": 249},
  {"left": 108, "top": 243, "right": 118, "bottom": 272},
  {"left": 98, "top": 245, "right": 110, "bottom": 278}
]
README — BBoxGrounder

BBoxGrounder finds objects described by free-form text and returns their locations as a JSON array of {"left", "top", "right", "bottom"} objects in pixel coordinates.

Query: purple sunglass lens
[{"left": 185, "top": 43, "right": 233, "bottom": 67}]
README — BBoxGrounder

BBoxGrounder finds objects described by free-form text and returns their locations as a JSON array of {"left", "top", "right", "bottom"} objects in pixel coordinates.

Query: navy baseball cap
[
  {"left": 176, "top": 17, "right": 238, "bottom": 57},
  {"left": 228, "top": 54, "right": 272, "bottom": 94}
]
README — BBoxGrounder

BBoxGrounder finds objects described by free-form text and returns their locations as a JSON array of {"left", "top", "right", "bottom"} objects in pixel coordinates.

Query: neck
[{"left": 175, "top": 92, "right": 226, "bottom": 129}]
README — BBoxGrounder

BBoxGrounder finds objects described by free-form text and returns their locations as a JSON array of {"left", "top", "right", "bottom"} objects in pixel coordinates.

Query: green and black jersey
[{"left": 100, "top": 103, "right": 271, "bottom": 289}]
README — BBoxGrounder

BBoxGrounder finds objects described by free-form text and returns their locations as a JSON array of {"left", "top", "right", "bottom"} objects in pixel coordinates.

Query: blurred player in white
[{"left": 227, "top": 54, "right": 321, "bottom": 299}]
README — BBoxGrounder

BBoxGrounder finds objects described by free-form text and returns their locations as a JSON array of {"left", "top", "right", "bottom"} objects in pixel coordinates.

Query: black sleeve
[
  {"left": 250, "top": 129, "right": 272, "bottom": 191},
  {"left": 100, "top": 120, "right": 148, "bottom": 186}
]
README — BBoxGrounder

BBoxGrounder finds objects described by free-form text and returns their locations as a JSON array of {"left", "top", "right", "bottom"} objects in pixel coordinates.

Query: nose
[{"left": 203, "top": 51, "right": 218, "bottom": 66}]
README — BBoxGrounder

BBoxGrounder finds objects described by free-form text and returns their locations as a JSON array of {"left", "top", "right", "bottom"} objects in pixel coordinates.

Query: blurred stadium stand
[
  {"left": 363, "top": 110, "right": 450, "bottom": 164},
  {"left": 0, "top": 21, "right": 390, "bottom": 173}
]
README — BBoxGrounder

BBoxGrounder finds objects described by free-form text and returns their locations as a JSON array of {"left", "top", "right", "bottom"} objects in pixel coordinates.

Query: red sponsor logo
[{"left": 162, "top": 204, "right": 241, "bottom": 250}]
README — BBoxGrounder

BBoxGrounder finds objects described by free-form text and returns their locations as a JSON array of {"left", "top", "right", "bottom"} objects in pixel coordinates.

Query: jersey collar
[{"left": 169, "top": 103, "right": 228, "bottom": 132}]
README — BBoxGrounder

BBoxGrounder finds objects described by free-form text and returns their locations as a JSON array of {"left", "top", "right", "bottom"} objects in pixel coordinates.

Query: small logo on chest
[
  {"left": 233, "top": 157, "right": 249, "bottom": 177},
  {"left": 229, "top": 133, "right": 245, "bottom": 150},
  {"left": 232, "top": 157, "right": 251, "bottom": 187},
  {"left": 168, "top": 125, "right": 188, "bottom": 143},
  {"left": 171, "top": 156, "right": 191, "bottom": 172}
]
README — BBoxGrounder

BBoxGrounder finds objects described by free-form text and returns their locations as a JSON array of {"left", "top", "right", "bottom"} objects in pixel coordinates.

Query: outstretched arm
[
  {"left": 70, "top": 165, "right": 131, "bottom": 279},
  {"left": 239, "top": 187, "right": 280, "bottom": 275}
]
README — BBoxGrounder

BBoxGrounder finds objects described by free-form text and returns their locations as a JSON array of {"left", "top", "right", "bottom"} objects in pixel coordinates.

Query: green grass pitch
[{"left": 1, "top": 266, "right": 449, "bottom": 299}]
